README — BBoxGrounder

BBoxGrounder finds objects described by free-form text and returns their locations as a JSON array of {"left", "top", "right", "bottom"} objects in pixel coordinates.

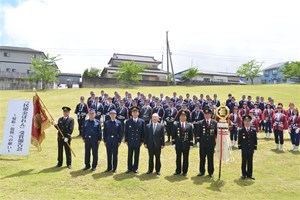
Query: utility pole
[{"left": 166, "top": 31, "right": 170, "bottom": 86}]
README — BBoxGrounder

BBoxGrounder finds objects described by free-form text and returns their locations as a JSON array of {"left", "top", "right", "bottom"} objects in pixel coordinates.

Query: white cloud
[{"left": 1, "top": 0, "right": 300, "bottom": 74}]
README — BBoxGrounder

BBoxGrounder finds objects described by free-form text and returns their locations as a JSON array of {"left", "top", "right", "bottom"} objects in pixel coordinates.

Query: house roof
[
  {"left": 0, "top": 46, "right": 44, "bottom": 54},
  {"left": 175, "top": 69, "right": 238, "bottom": 77},
  {"left": 108, "top": 53, "right": 162, "bottom": 65},
  {"left": 101, "top": 66, "right": 168, "bottom": 76},
  {"left": 59, "top": 73, "right": 82, "bottom": 77},
  {"left": 262, "top": 62, "right": 286, "bottom": 71}
]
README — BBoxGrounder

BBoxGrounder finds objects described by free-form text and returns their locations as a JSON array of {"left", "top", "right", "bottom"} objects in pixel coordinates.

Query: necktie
[
  {"left": 153, "top": 124, "right": 156, "bottom": 135},
  {"left": 181, "top": 122, "right": 184, "bottom": 131},
  {"left": 206, "top": 120, "right": 209, "bottom": 128}
]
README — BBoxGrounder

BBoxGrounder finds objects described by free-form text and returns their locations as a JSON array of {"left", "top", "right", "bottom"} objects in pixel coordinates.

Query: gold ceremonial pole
[{"left": 33, "top": 88, "right": 76, "bottom": 157}]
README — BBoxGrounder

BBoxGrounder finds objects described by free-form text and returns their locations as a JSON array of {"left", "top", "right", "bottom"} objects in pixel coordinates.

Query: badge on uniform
[{"left": 129, "top": 125, "right": 131, "bottom": 128}]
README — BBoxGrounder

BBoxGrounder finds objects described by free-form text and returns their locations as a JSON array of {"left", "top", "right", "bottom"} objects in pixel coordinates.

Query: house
[
  {"left": 0, "top": 46, "right": 47, "bottom": 78},
  {"left": 57, "top": 73, "right": 82, "bottom": 88},
  {"left": 175, "top": 69, "right": 241, "bottom": 84},
  {"left": 261, "top": 62, "right": 298, "bottom": 84},
  {"left": 101, "top": 53, "right": 168, "bottom": 81}
]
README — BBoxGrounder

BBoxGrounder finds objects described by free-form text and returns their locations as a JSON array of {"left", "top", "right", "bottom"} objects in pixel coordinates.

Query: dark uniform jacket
[
  {"left": 197, "top": 119, "right": 218, "bottom": 149},
  {"left": 104, "top": 120, "right": 122, "bottom": 143},
  {"left": 125, "top": 118, "right": 145, "bottom": 148},
  {"left": 144, "top": 123, "right": 165, "bottom": 149},
  {"left": 172, "top": 122, "right": 193, "bottom": 149},
  {"left": 56, "top": 117, "right": 74, "bottom": 139},
  {"left": 238, "top": 127, "right": 257, "bottom": 154}
]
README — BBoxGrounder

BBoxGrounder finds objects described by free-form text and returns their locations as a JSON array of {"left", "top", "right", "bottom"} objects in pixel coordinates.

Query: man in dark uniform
[
  {"left": 139, "top": 100, "right": 153, "bottom": 125},
  {"left": 74, "top": 96, "right": 88, "bottom": 137},
  {"left": 116, "top": 100, "right": 129, "bottom": 135},
  {"left": 238, "top": 115, "right": 257, "bottom": 180},
  {"left": 172, "top": 112, "right": 193, "bottom": 176},
  {"left": 191, "top": 103, "right": 204, "bottom": 144},
  {"left": 91, "top": 96, "right": 104, "bottom": 121},
  {"left": 152, "top": 99, "right": 165, "bottom": 123},
  {"left": 82, "top": 109, "right": 102, "bottom": 171},
  {"left": 144, "top": 113, "right": 165, "bottom": 175},
  {"left": 54, "top": 106, "right": 74, "bottom": 169},
  {"left": 125, "top": 106, "right": 145, "bottom": 173},
  {"left": 104, "top": 97, "right": 116, "bottom": 122},
  {"left": 87, "top": 91, "right": 95, "bottom": 109},
  {"left": 104, "top": 110, "right": 122, "bottom": 173},
  {"left": 164, "top": 101, "right": 177, "bottom": 142},
  {"left": 197, "top": 107, "right": 218, "bottom": 178}
]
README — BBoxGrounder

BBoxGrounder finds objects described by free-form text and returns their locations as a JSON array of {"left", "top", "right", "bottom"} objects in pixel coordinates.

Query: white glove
[
  {"left": 64, "top": 138, "right": 69, "bottom": 143},
  {"left": 53, "top": 120, "right": 57, "bottom": 126},
  {"left": 296, "top": 128, "right": 300, "bottom": 134},
  {"left": 264, "top": 120, "right": 266, "bottom": 123},
  {"left": 172, "top": 144, "right": 176, "bottom": 149},
  {"left": 164, "top": 121, "right": 167, "bottom": 126},
  {"left": 196, "top": 142, "right": 200, "bottom": 148}
]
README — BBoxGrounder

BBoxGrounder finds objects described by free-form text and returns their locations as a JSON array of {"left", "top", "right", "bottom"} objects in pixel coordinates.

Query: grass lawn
[{"left": 0, "top": 84, "right": 299, "bottom": 200}]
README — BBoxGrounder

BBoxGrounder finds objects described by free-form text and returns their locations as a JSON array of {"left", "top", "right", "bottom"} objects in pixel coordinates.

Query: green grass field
[{"left": 0, "top": 84, "right": 300, "bottom": 200}]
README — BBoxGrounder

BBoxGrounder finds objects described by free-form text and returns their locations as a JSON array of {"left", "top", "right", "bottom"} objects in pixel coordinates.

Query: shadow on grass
[
  {"left": 164, "top": 174, "right": 188, "bottom": 182},
  {"left": 135, "top": 173, "right": 159, "bottom": 181},
  {"left": 38, "top": 166, "right": 66, "bottom": 174},
  {"left": 1, "top": 169, "right": 35, "bottom": 179},
  {"left": 234, "top": 177, "right": 255, "bottom": 187},
  {"left": 191, "top": 175, "right": 213, "bottom": 185},
  {"left": 113, "top": 172, "right": 136, "bottom": 181},
  {"left": 70, "top": 169, "right": 93, "bottom": 177},
  {"left": 288, "top": 150, "right": 300, "bottom": 155},
  {"left": 207, "top": 179, "right": 226, "bottom": 192},
  {"left": 0, "top": 157, "right": 24, "bottom": 161},
  {"left": 270, "top": 149, "right": 286, "bottom": 154},
  {"left": 92, "top": 171, "right": 114, "bottom": 179}
]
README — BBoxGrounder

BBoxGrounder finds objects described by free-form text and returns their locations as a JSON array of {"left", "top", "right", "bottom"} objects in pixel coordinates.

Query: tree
[
  {"left": 236, "top": 59, "right": 262, "bottom": 85},
  {"left": 113, "top": 61, "right": 146, "bottom": 86},
  {"left": 280, "top": 61, "right": 300, "bottom": 82},
  {"left": 182, "top": 67, "right": 199, "bottom": 81},
  {"left": 82, "top": 67, "right": 101, "bottom": 78},
  {"left": 28, "top": 54, "right": 60, "bottom": 89}
]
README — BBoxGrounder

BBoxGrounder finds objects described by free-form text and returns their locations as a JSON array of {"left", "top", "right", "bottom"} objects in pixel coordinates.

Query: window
[
  {"left": 272, "top": 69, "right": 278, "bottom": 75},
  {"left": 4, "top": 52, "right": 10, "bottom": 57},
  {"left": 6, "top": 68, "right": 11, "bottom": 72},
  {"left": 27, "top": 69, "right": 31, "bottom": 74},
  {"left": 12, "top": 69, "right": 16, "bottom": 72},
  {"left": 263, "top": 71, "right": 269, "bottom": 77},
  {"left": 33, "top": 54, "right": 37, "bottom": 58}
]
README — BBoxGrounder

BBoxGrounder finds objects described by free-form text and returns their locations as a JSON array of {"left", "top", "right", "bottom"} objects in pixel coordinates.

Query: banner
[
  {"left": 31, "top": 94, "right": 51, "bottom": 150},
  {"left": 1, "top": 100, "right": 33, "bottom": 156}
]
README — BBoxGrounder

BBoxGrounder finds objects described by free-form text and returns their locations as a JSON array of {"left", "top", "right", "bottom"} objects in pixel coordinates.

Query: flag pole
[
  {"left": 219, "top": 128, "right": 223, "bottom": 179},
  {"left": 33, "top": 88, "right": 76, "bottom": 157}
]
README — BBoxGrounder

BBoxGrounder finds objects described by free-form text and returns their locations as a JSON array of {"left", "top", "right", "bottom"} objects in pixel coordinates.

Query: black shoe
[
  {"left": 156, "top": 171, "right": 161, "bottom": 175},
  {"left": 125, "top": 170, "right": 131, "bottom": 173},
  {"left": 146, "top": 171, "right": 152, "bottom": 174},
  {"left": 183, "top": 173, "right": 187, "bottom": 176},
  {"left": 133, "top": 170, "right": 138, "bottom": 174},
  {"left": 67, "top": 165, "right": 72, "bottom": 169},
  {"left": 91, "top": 168, "right": 96, "bottom": 171},
  {"left": 197, "top": 172, "right": 204, "bottom": 177},
  {"left": 55, "top": 164, "right": 62, "bottom": 168},
  {"left": 83, "top": 167, "right": 90, "bottom": 171},
  {"left": 248, "top": 176, "right": 255, "bottom": 180},
  {"left": 173, "top": 172, "right": 180, "bottom": 175},
  {"left": 104, "top": 169, "right": 111, "bottom": 173},
  {"left": 209, "top": 174, "right": 214, "bottom": 179},
  {"left": 241, "top": 175, "right": 247, "bottom": 179},
  {"left": 112, "top": 170, "right": 117, "bottom": 173}
]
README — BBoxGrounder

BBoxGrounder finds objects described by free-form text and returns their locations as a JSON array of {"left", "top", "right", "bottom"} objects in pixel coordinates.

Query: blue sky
[{"left": 1, "top": 0, "right": 300, "bottom": 74}]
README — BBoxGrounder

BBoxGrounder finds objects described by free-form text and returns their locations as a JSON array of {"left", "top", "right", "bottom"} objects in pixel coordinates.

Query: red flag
[{"left": 31, "top": 94, "right": 50, "bottom": 150}]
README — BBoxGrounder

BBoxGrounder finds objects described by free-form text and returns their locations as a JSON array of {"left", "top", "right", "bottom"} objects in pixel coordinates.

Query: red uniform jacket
[
  {"left": 272, "top": 113, "right": 288, "bottom": 131},
  {"left": 250, "top": 117, "right": 259, "bottom": 132},
  {"left": 239, "top": 108, "right": 250, "bottom": 118},
  {"left": 262, "top": 109, "right": 275, "bottom": 123},
  {"left": 252, "top": 108, "right": 262, "bottom": 122},
  {"left": 228, "top": 113, "right": 242, "bottom": 131},
  {"left": 288, "top": 115, "right": 300, "bottom": 130}
]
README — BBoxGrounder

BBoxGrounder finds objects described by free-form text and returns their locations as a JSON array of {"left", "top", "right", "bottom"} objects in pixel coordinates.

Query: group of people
[{"left": 52, "top": 90, "right": 299, "bottom": 180}]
